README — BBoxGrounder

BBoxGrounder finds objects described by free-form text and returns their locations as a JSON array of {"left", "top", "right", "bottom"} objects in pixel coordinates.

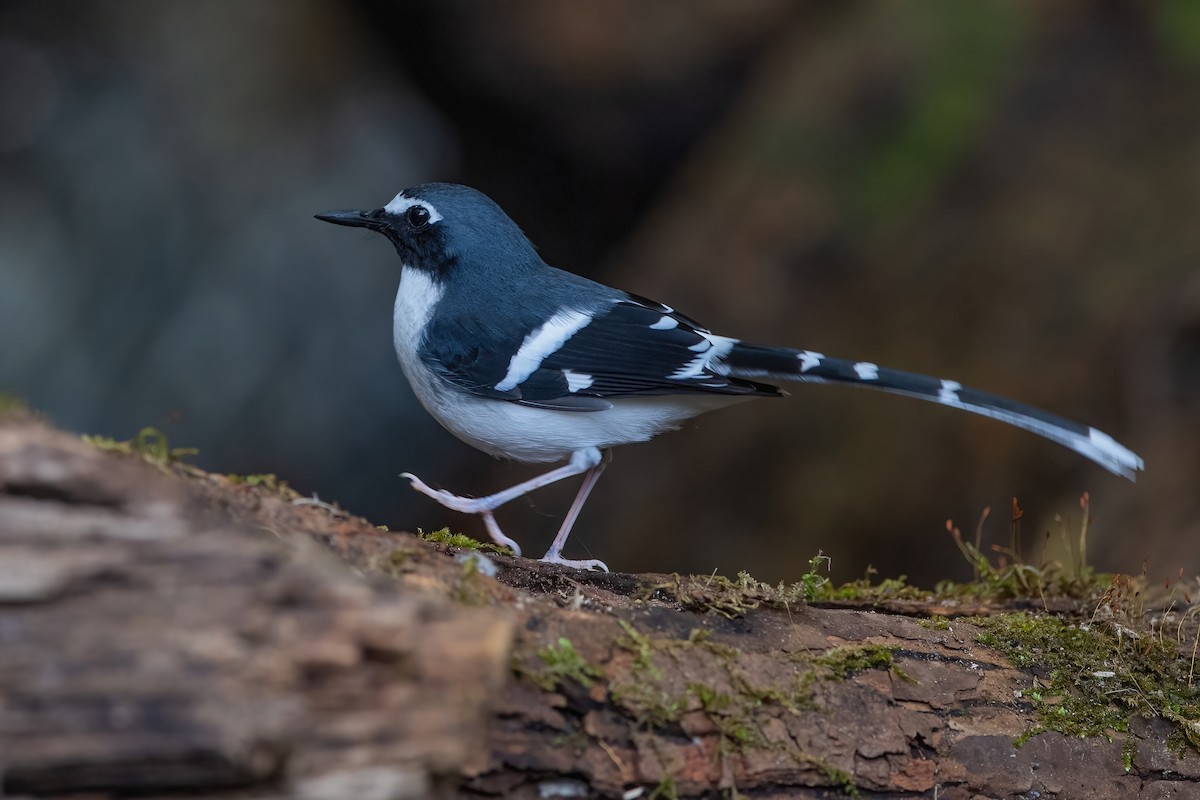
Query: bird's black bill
[{"left": 314, "top": 209, "right": 381, "bottom": 229}]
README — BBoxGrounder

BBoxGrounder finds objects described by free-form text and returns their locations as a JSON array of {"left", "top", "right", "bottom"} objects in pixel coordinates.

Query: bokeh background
[{"left": 2, "top": 0, "right": 1197, "bottom": 586}]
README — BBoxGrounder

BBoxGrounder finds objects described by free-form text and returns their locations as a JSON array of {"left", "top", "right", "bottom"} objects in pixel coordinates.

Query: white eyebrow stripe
[
  {"left": 495, "top": 309, "right": 593, "bottom": 392},
  {"left": 384, "top": 193, "right": 443, "bottom": 224},
  {"left": 649, "top": 315, "right": 678, "bottom": 330}
]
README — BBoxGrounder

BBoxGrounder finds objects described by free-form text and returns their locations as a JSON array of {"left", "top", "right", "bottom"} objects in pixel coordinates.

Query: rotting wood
[{"left": 0, "top": 413, "right": 1196, "bottom": 799}]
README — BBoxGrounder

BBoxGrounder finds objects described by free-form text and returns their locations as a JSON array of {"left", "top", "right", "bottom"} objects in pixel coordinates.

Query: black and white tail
[{"left": 721, "top": 342, "right": 1144, "bottom": 480}]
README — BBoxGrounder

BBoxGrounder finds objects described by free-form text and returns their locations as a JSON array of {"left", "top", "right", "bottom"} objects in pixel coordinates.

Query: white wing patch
[
  {"left": 671, "top": 333, "right": 738, "bottom": 380},
  {"left": 853, "top": 362, "right": 879, "bottom": 380},
  {"left": 385, "top": 193, "right": 443, "bottom": 224},
  {"left": 495, "top": 309, "right": 593, "bottom": 392},
  {"left": 563, "top": 369, "right": 594, "bottom": 393},
  {"left": 649, "top": 315, "right": 678, "bottom": 331}
]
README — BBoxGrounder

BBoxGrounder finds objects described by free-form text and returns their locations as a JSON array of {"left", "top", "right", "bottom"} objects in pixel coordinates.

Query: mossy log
[{"left": 0, "top": 414, "right": 1195, "bottom": 799}]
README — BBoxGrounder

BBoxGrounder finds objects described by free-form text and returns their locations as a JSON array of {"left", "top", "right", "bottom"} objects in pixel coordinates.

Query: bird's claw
[
  {"left": 482, "top": 511, "right": 522, "bottom": 557},
  {"left": 401, "top": 472, "right": 487, "bottom": 513},
  {"left": 539, "top": 553, "right": 609, "bottom": 572}
]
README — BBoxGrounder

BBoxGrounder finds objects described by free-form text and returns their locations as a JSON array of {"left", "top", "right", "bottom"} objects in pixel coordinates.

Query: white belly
[
  {"left": 392, "top": 267, "right": 747, "bottom": 462},
  {"left": 422, "top": 388, "right": 746, "bottom": 463}
]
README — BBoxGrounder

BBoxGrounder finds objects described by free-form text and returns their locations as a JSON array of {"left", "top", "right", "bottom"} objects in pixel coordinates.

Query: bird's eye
[{"left": 405, "top": 205, "right": 431, "bottom": 229}]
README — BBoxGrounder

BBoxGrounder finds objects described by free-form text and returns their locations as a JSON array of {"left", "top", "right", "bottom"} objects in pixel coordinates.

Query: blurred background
[{"left": 1, "top": 0, "right": 1197, "bottom": 586}]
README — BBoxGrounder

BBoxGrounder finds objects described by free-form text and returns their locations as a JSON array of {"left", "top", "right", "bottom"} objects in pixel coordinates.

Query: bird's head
[{"left": 315, "top": 183, "right": 540, "bottom": 276}]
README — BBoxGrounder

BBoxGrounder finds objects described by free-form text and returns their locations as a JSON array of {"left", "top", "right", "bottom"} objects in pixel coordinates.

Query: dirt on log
[{"left": 0, "top": 413, "right": 1196, "bottom": 799}]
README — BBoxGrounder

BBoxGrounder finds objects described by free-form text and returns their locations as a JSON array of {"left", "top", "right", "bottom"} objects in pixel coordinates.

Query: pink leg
[
  {"left": 402, "top": 448, "right": 604, "bottom": 559},
  {"left": 540, "top": 450, "right": 611, "bottom": 571}
]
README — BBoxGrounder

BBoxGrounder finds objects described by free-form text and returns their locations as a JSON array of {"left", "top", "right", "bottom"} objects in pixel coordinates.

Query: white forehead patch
[{"left": 384, "top": 193, "right": 444, "bottom": 223}]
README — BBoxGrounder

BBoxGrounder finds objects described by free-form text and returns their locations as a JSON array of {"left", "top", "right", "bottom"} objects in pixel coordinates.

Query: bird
[{"left": 316, "top": 182, "right": 1144, "bottom": 572}]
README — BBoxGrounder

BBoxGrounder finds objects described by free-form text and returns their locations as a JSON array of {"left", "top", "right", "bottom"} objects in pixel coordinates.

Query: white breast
[{"left": 392, "top": 266, "right": 446, "bottom": 412}]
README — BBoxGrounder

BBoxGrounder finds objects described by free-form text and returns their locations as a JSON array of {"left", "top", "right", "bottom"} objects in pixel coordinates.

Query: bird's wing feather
[{"left": 423, "top": 296, "right": 780, "bottom": 411}]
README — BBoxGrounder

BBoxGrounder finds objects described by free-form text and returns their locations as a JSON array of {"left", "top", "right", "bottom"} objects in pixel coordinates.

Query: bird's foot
[
  {"left": 401, "top": 472, "right": 495, "bottom": 513},
  {"left": 480, "top": 511, "right": 522, "bottom": 557},
  {"left": 400, "top": 473, "right": 522, "bottom": 556},
  {"left": 539, "top": 549, "right": 609, "bottom": 572}
]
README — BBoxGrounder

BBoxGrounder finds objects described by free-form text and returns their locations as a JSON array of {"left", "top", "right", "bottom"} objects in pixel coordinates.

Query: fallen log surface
[{"left": 0, "top": 413, "right": 1196, "bottom": 799}]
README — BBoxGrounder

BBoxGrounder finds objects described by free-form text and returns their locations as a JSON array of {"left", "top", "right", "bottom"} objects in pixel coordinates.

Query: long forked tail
[{"left": 721, "top": 342, "right": 1144, "bottom": 480}]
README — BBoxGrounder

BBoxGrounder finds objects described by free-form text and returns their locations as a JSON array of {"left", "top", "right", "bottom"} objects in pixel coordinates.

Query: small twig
[{"left": 292, "top": 495, "right": 347, "bottom": 517}]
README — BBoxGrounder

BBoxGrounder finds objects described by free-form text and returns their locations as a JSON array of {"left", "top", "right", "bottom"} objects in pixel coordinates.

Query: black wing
[{"left": 425, "top": 296, "right": 781, "bottom": 411}]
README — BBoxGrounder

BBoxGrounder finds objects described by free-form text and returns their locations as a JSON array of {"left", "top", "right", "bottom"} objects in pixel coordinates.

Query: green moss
[
  {"left": 801, "top": 551, "right": 832, "bottom": 601},
  {"left": 226, "top": 472, "right": 289, "bottom": 491},
  {"left": 617, "top": 619, "right": 660, "bottom": 677},
  {"left": 917, "top": 616, "right": 952, "bottom": 630},
  {"left": 521, "top": 637, "right": 605, "bottom": 692},
  {"left": 974, "top": 613, "right": 1200, "bottom": 755},
  {"left": 808, "top": 758, "right": 859, "bottom": 796},
  {"left": 687, "top": 682, "right": 760, "bottom": 749},
  {"left": 815, "top": 645, "right": 896, "bottom": 680},
  {"left": 1122, "top": 735, "right": 1137, "bottom": 772},
  {"left": 0, "top": 392, "right": 29, "bottom": 417},
  {"left": 612, "top": 619, "right": 810, "bottom": 748},
  {"left": 377, "top": 547, "right": 413, "bottom": 576},
  {"left": 746, "top": 665, "right": 821, "bottom": 714},
  {"left": 610, "top": 619, "right": 683, "bottom": 727},
  {"left": 417, "top": 526, "right": 514, "bottom": 556},
  {"left": 82, "top": 427, "right": 198, "bottom": 472},
  {"left": 418, "top": 526, "right": 483, "bottom": 549},
  {"left": 611, "top": 617, "right": 831, "bottom": 751},
  {"left": 448, "top": 554, "right": 492, "bottom": 605},
  {"left": 817, "top": 574, "right": 933, "bottom": 604},
  {"left": 609, "top": 679, "right": 683, "bottom": 728},
  {"left": 608, "top": 618, "right": 867, "bottom": 792},
  {"left": 689, "top": 628, "right": 739, "bottom": 659},
  {"left": 662, "top": 570, "right": 815, "bottom": 619},
  {"left": 657, "top": 551, "right": 1107, "bottom": 619},
  {"left": 1166, "top": 728, "right": 1192, "bottom": 759},
  {"left": 688, "top": 681, "right": 730, "bottom": 713},
  {"left": 647, "top": 776, "right": 678, "bottom": 800}
]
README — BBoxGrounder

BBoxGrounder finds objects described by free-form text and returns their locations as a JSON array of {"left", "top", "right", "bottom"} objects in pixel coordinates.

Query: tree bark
[{"left": 0, "top": 414, "right": 1195, "bottom": 799}]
